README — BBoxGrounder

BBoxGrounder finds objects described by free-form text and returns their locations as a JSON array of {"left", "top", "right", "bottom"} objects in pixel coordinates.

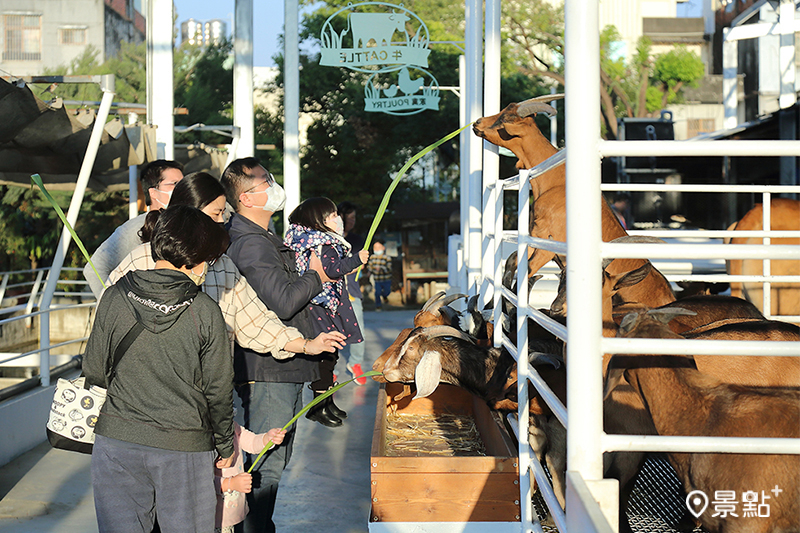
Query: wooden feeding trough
[{"left": 370, "top": 382, "right": 521, "bottom": 528}]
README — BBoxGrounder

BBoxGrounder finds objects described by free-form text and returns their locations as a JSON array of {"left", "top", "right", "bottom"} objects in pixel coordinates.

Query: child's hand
[
  {"left": 228, "top": 472, "right": 252, "bottom": 493},
  {"left": 264, "top": 428, "right": 287, "bottom": 447},
  {"left": 358, "top": 250, "right": 369, "bottom": 264},
  {"left": 216, "top": 453, "right": 234, "bottom": 469}
]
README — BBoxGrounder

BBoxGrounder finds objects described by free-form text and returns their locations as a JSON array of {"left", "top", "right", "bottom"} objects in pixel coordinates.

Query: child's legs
[
  {"left": 344, "top": 299, "right": 365, "bottom": 367},
  {"left": 309, "top": 352, "right": 338, "bottom": 391},
  {"left": 376, "top": 281, "right": 391, "bottom": 305}
]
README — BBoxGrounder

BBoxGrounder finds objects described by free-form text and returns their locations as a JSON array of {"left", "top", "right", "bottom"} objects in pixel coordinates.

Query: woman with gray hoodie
[{"left": 83, "top": 205, "right": 235, "bottom": 533}]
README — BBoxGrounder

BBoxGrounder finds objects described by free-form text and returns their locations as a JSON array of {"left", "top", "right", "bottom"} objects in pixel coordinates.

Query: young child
[
  {"left": 284, "top": 197, "right": 369, "bottom": 427},
  {"left": 215, "top": 422, "right": 286, "bottom": 533},
  {"left": 367, "top": 239, "right": 393, "bottom": 310}
]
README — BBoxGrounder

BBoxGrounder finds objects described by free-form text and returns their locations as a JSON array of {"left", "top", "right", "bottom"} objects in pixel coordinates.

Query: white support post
[
  {"left": 457, "top": 55, "right": 469, "bottom": 295},
  {"left": 127, "top": 112, "right": 139, "bottom": 220},
  {"left": 465, "top": 0, "right": 483, "bottom": 296},
  {"left": 284, "top": 0, "right": 300, "bottom": 234},
  {"left": 147, "top": 0, "right": 174, "bottom": 159},
  {"left": 564, "top": 0, "right": 608, "bottom": 528},
  {"left": 778, "top": 0, "right": 796, "bottom": 110},
  {"left": 723, "top": 28, "right": 738, "bottom": 130},
  {"left": 39, "top": 79, "right": 115, "bottom": 387},
  {"left": 481, "top": 0, "right": 501, "bottom": 307},
  {"left": 234, "top": 0, "right": 255, "bottom": 160}
]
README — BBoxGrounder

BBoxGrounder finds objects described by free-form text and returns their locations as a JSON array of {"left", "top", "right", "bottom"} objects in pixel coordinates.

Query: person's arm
[
  {"left": 231, "top": 234, "right": 322, "bottom": 321},
  {"left": 318, "top": 245, "right": 363, "bottom": 281},
  {"left": 226, "top": 256, "right": 304, "bottom": 358},
  {"left": 199, "top": 303, "right": 235, "bottom": 459},
  {"left": 83, "top": 216, "right": 145, "bottom": 299}
]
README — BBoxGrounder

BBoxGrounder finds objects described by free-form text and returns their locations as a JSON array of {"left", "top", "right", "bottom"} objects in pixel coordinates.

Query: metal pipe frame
[{"left": 38, "top": 78, "right": 115, "bottom": 387}]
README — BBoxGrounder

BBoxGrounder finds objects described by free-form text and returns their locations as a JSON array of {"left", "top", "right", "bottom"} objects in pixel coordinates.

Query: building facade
[{"left": 0, "top": 0, "right": 144, "bottom": 77}]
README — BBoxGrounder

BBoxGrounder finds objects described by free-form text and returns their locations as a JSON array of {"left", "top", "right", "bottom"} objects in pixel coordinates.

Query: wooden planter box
[{"left": 370, "top": 382, "right": 521, "bottom": 524}]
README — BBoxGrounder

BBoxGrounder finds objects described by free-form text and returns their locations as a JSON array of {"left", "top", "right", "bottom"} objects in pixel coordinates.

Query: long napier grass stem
[
  {"left": 355, "top": 123, "right": 472, "bottom": 280},
  {"left": 31, "top": 174, "right": 105, "bottom": 289},
  {"left": 247, "top": 370, "right": 383, "bottom": 473}
]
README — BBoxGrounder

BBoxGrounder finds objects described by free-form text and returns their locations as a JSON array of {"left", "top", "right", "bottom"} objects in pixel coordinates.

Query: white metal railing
[
  {"left": 0, "top": 268, "right": 95, "bottom": 380},
  {"left": 477, "top": 144, "right": 800, "bottom": 532}
]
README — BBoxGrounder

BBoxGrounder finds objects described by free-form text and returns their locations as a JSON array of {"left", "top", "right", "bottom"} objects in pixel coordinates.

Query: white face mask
[
  {"left": 150, "top": 187, "right": 173, "bottom": 209},
  {"left": 332, "top": 215, "right": 344, "bottom": 235},
  {"left": 250, "top": 182, "right": 287, "bottom": 213},
  {"left": 186, "top": 263, "right": 207, "bottom": 286},
  {"left": 374, "top": 249, "right": 385, "bottom": 255}
]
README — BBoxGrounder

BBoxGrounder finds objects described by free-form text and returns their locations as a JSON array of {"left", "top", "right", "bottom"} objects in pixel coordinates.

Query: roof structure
[{"left": 0, "top": 77, "right": 156, "bottom": 191}]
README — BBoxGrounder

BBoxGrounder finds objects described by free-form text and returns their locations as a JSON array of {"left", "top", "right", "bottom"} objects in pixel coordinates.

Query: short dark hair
[
  {"left": 139, "top": 160, "right": 184, "bottom": 206},
  {"left": 288, "top": 197, "right": 337, "bottom": 233},
  {"left": 150, "top": 205, "right": 229, "bottom": 269},
  {"left": 337, "top": 201, "right": 358, "bottom": 218},
  {"left": 139, "top": 172, "right": 226, "bottom": 243},
  {"left": 221, "top": 157, "right": 262, "bottom": 211}
]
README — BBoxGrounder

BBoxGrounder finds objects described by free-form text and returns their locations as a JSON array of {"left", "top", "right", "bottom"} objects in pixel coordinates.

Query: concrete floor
[{"left": 0, "top": 309, "right": 417, "bottom": 533}]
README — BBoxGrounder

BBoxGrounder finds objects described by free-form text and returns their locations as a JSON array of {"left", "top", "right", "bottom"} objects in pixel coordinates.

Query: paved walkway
[{"left": 0, "top": 309, "right": 417, "bottom": 533}]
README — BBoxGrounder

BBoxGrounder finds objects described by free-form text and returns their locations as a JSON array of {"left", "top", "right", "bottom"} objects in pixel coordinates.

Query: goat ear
[
  {"left": 613, "top": 262, "right": 652, "bottom": 291},
  {"left": 412, "top": 350, "right": 443, "bottom": 400}
]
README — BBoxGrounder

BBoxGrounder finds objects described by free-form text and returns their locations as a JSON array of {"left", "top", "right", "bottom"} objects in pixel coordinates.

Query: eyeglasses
[
  {"left": 207, "top": 257, "right": 218, "bottom": 267},
  {"left": 243, "top": 172, "right": 275, "bottom": 194}
]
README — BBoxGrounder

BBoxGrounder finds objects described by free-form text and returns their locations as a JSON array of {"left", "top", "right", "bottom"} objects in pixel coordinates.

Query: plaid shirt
[
  {"left": 367, "top": 254, "right": 392, "bottom": 282},
  {"left": 107, "top": 243, "right": 302, "bottom": 359}
]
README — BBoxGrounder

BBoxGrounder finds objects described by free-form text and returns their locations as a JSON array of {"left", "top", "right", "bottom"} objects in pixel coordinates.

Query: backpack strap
[{"left": 108, "top": 321, "right": 145, "bottom": 383}]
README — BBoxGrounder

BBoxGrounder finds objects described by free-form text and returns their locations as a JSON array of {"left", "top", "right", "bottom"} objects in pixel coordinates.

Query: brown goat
[
  {"left": 606, "top": 309, "right": 800, "bottom": 533},
  {"left": 371, "top": 291, "right": 466, "bottom": 385},
  {"left": 472, "top": 96, "right": 675, "bottom": 310},
  {"left": 726, "top": 198, "right": 800, "bottom": 323}
]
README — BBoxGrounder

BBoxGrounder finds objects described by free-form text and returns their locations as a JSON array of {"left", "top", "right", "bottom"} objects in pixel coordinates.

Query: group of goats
[{"left": 372, "top": 96, "right": 800, "bottom": 533}]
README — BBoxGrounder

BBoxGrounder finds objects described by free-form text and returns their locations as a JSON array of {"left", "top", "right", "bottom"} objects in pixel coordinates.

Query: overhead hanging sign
[
  {"left": 320, "top": 3, "right": 430, "bottom": 71},
  {"left": 319, "top": 2, "right": 440, "bottom": 115}
]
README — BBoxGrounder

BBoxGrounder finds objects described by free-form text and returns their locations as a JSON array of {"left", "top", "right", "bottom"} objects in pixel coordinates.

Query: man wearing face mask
[
  {"left": 221, "top": 157, "right": 333, "bottom": 533},
  {"left": 83, "top": 160, "right": 184, "bottom": 299}
]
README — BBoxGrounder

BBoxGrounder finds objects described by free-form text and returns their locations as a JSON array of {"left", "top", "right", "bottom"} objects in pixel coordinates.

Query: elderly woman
[{"left": 84, "top": 204, "right": 235, "bottom": 533}]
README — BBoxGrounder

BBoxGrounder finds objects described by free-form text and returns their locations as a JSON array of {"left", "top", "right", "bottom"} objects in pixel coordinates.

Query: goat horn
[
  {"left": 421, "top": 325, "right": 475, "bottom": 343},
  {"left": 422, "top": 291, "right": 446, "bottom": 311},
  {"left": 427, "top": 293, "right": 467, "bottom": 316},
  {"left": 517, "top": 101, "right": 558, "bottom": 118},
  {"left": 647, "top": 307, "right": 697, "bottom": 324},
  {"left": 517, "top": 94, "right": 563, "bottom": 118},
  {"left": 420, "top": 291, "right": 446, "bottom": 313}
]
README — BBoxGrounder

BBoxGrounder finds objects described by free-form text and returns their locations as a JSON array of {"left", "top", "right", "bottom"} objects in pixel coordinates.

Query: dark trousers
[
  {"left": 236, "top": 382, "right": 303, "bottom": 533},
  {"left": 91, "top": 434, "right": 215, "bottom": 533}
]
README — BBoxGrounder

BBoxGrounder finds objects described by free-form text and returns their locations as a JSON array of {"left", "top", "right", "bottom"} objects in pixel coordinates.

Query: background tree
[{"left": 1, "top": 42, "right": 232, "bottom": 275}]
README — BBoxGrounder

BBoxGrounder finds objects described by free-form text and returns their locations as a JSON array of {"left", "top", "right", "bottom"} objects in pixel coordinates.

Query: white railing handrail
[{"left": 480, "top": 143, "right": 800, "bottom": 532}]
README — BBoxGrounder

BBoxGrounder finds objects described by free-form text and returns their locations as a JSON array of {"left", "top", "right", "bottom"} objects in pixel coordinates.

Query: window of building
[
  {"left": 3, "top": 13, "right": 42, "bottom": 61},
  {"left": 687, "top": 118, "right": 716, "bottom": 138},
  {"left": 59, "top": 26, "right": 87, "bottom": 45}
]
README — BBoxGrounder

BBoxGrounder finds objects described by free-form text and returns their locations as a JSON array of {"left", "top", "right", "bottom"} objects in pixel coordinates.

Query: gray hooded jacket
[{"left": 83, "top": 269, "right": 234, "bottom": 458}]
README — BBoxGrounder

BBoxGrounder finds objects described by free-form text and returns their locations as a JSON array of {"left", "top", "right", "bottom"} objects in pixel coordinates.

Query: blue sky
[
  {"left": 172, "top": 0, "right": 704, "bottom": 68},
  {"left": 172, "top": 0, "right": 284, "bottom": 67}
]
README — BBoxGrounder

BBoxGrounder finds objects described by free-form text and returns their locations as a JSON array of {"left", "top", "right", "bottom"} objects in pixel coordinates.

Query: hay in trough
[{"left": 385, "top": 412, "right": 487, "bottom": 457}]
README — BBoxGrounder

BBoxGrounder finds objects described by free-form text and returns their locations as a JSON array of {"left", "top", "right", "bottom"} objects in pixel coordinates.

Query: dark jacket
[
  {"left": 226, "top": 214, "right": 322, "bottom": 383},
  {"left": 83, "top": 269, "right": 234, "bottom": 458}
]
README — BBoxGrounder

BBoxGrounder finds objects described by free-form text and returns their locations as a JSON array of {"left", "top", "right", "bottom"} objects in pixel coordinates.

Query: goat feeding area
[
  {"left": 385, "top": 412, "right": 487, "bottom": 457},
  {"left": 370, "top": 382, "right": 520, "bottom": 523}
]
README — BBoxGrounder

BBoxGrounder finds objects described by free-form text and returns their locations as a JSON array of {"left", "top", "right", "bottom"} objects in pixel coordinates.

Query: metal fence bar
[
  {"left": 602, "top": 337, "right": 799, "bottom": 356},
  {"left": 601, "top": 182, "right": 800, "bottom": 193},
  {"left": 600, "top": 139, "right": 800, "bottom": 157},
  {"left": 0, "top": 337, "right": 90, "bottom": 366},
  {"left": 603, "top": 434, "right": 800, "bottom": 454}
]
